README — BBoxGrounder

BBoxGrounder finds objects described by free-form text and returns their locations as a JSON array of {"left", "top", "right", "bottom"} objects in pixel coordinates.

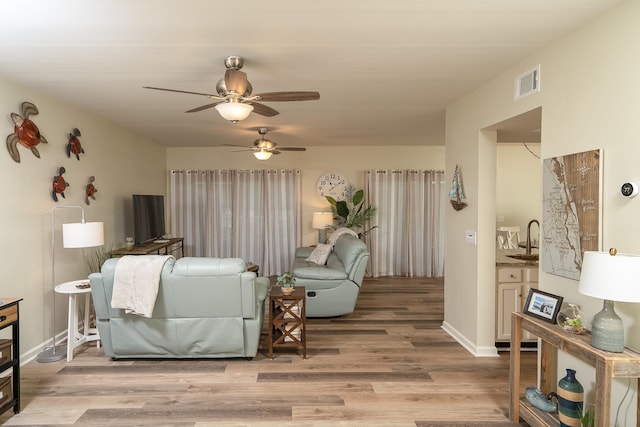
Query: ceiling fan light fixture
[
  {"left": 253, "top": 149, "right": 272, "bottom": 161},
  {"left": 214, "top": 102, "right": 254, "bottom": 123}
]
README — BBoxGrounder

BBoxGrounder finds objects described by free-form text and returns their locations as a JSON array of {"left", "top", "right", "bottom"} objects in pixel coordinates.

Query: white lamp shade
[
  {"left": 62, "top": 222, "right": 104, "bottom": 248},
  {"left": 214, "top": 102, "right": 254, "bottom": 122},
  {"left": 253, "top": 149, "right": 273, "bottom": 160},
  {"left": 579, "top": 250, "right": 640, "bottom": 302},
  {"left": 312, "top": 212, "right": 334, "bottom": 229}
]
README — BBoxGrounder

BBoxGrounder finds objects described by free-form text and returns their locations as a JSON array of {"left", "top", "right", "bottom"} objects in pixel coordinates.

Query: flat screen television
[{"left": 132, "top": 194, "right": 166, "bottom": 244}]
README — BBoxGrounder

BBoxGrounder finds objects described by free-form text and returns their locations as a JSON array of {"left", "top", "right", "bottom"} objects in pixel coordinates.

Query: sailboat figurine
[{"left": 449, "top": 164, "right": 468, "bottom": 211}]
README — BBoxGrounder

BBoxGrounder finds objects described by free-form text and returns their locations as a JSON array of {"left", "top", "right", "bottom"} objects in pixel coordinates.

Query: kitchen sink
[{"left": 507, "top": 254, "right": 539, "bottom": 262}]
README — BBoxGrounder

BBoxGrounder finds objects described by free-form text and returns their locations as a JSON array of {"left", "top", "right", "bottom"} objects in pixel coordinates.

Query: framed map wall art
[{"left": 541, "top": 149, "right": 602, "bottom": 280}]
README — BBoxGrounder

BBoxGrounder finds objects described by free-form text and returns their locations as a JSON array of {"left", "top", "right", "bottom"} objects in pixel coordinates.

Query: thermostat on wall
[{"left": 621, "top": 182, "right": 638, "bottom": 198}]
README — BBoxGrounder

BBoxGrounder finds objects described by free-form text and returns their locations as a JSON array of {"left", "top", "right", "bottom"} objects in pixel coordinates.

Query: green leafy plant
[
  {"left": 325, "top": 186, "right": 377, "bottom": 238},
  {"left": 560, "top": 303, "right": 586, "bottom": 334},
  {"left": 580, "top": 403, "right": 595, "bottom": 427},
  {"left": 276, "top": 272, "right": 296, "bottom": 289},
  {"left": 83, "top": 243, "right": 112, "bottom": 274}
]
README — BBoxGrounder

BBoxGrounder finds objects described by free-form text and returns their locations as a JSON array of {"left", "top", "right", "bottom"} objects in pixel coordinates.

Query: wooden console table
[
  {"left": 110, "top": 237, "right": 184, "bottom": 258},
  {"left": 0, "top": 298, "right": 22, "bottom": 416},
  {"left": 510, "top": 311, "right": 640, "bottom": 427}
]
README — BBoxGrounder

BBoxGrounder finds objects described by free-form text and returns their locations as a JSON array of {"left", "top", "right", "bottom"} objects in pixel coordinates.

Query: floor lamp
[{"left": 37, "top": 206, "right": 104, "bottom": 363}]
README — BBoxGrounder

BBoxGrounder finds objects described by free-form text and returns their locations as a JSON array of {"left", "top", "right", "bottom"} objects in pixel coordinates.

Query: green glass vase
[{"left": 557, "top": 369, "right": 584, "bottom": 427}]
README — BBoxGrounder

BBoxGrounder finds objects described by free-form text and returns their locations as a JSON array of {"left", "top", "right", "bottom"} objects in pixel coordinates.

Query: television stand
[{"left": 110, "top": 237, "right": 184, "bottom": 258}]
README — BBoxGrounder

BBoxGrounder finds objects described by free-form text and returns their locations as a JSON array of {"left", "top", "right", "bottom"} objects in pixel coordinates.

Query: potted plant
[
  {"left": 276, "top": 272, "right": 296, "bottom": 295},
  {"left": 557, "top": 303, "right": 586, "bottom": 334},
  {"left": 325, "top": 185, "right": 377, "bottom": 238},
  {"left": 83, "top": 243, "right": 111, "bottom": 275}
]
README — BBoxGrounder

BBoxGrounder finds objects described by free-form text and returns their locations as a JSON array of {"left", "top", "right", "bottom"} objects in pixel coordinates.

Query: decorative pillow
[{"left": 305, "top": 243, "right": 332, "bottom": 265}]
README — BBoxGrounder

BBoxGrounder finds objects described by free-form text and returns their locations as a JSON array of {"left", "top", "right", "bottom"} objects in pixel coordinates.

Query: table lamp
[
  {"left": 37, "top": 206, "right": 104, "bottom": 363},
  {"left": 578, "top": 248, "right": 640, "bottom": 353},
  {"left": 312, "top": 212, "right": 334, "bottom": 244}
]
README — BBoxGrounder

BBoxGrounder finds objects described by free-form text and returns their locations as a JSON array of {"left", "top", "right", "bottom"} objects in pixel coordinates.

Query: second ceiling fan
[
  {"left": 225, "top": 128, "right": 306, "bottom": 160},
  {"left": 144, "top": 56, "right": 320, "bottom": 122}
]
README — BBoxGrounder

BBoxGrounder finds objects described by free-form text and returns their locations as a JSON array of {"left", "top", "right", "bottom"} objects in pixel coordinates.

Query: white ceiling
[{"left": 0, "top": 1, "right": 622, "bottom": 150}]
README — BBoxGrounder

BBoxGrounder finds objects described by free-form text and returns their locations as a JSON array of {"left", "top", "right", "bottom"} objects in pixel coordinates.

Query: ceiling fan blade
[
  {"left": 185, "top": 102, "right": 223, "bottom": 113},
  {"left": 277, "top": 147, "right": 307, "bottom": 151},
  {"left": 255, "top": 91, "right": 320, "bottom": 102},
  {"left": 251, "top": 102, "right": 279, "bottom": 117},
  {"left": 224, "top": 69, "right": 248, "bottom": 95},
  {"left": 223, "top": 143, "right": 252, "bottom": 149},
  {"left": 271, "top": 150, "right": 282, "bottom": 155},
  {"left": 143, "top": 86, "right": 223, "bottom": 99}
]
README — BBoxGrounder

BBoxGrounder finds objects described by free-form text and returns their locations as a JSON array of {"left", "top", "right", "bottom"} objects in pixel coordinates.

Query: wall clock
[{"left": 316, "top": 171, "right": 349, "bottom": 200}]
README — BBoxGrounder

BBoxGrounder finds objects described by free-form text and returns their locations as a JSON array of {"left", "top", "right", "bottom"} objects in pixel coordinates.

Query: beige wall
[
  {"left": 166, "top": 146, "right": 445, "bottom": 246},
  {"left": 445, "top": 0, "right": 640, "bottom": 421},
  {"left": 0, "top": 76, "right": 166, "bottom": 360}
]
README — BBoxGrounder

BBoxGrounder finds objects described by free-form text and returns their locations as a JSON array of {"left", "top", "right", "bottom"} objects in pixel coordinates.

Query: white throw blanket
[
  {"left": 328, "top": 227, "right": 358, "bottom": 247},
  {"left": 111, "top": 255, "right": 173, "bottom": 318}
]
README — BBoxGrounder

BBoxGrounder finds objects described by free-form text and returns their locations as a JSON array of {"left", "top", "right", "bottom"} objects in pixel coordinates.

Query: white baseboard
[
  {"left": 441, "top": 321, "right": 499, "bottom": 357},
  {"left": 20, "top": 330, "right": 70, "bottom": 366}
]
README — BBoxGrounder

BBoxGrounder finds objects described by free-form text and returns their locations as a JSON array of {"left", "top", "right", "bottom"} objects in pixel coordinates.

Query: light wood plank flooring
[{"left": 0, "top": 277, "right": 535, "bottom": 426}]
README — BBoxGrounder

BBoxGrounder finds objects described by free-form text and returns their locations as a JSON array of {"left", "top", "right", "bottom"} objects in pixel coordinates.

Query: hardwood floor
[{"left": 0, "top": 277, "right": 535, "bottom": 426}]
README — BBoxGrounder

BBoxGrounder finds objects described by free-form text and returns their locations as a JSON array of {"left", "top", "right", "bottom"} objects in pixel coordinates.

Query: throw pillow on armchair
[{"left": 305, "top": 243, "right": 332, "bottom": 265}]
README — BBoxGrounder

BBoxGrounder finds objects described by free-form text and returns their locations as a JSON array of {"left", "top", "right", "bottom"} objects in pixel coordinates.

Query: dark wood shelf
[{"left": 110, "top": 237, "right": 184, "bottom": 257}]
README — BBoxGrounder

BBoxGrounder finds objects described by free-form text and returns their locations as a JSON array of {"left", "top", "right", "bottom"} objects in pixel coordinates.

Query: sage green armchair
[{"left": 292, "top": 234, "right": 369, "bottom": 317}]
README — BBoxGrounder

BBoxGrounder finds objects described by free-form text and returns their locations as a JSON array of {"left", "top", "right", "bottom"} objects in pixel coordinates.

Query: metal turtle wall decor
[
  {"left": 52, "top": 167, "right": 69, "bottom": 202},
  {"left": 67, "top": 128, "right": 85, "bottom": 160},
  {"left": 6, "top": 101, "right": 48, "bottom": 163},
  {"left": 86, "top": 176, "right": 98, "bottom": 205}
]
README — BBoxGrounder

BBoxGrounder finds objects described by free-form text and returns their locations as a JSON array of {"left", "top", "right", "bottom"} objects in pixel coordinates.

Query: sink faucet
[{"left": 526, "top": 219, "right": 540, "bottom": 255}]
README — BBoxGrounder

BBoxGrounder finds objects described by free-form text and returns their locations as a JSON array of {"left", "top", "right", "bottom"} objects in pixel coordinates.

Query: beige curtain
[
  {"left": 366, "top": 169, "right": 445, "bottom": 278},
  {"left": 169, "top": 169, "right": 301, "bottom": 276}
]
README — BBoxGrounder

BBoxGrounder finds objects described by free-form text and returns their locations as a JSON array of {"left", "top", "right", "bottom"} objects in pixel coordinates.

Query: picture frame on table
[{"left": 523, "top": 289, "right": 563, "bottom": 324}]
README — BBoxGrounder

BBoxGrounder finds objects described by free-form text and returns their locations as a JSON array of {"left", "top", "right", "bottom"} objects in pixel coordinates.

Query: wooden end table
[{"left": 268, "top": 286, "right": 306, "bottom": 359}]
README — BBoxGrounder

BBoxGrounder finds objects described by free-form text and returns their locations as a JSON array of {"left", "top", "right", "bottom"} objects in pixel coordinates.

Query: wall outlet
[{"left": 465, "top": 230, "right": 477, "bottom": 245}]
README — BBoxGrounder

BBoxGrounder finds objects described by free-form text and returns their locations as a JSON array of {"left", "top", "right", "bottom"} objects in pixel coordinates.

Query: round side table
[{"left": 54, "top": 280, "right": 101, "bottom": 362}]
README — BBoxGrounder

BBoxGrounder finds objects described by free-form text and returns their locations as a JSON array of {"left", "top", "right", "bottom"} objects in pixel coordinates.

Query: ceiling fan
[
  {"left": 225, "top": 128, "right": 306, "bottom": 160},
  {"left": 143, "top": 56, "right": 320, "bottom": 123}
]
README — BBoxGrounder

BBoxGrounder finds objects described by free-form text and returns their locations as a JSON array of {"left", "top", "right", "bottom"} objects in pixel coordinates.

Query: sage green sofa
[
  {"left": 89, "top": 257, "right": 269, "bottom": 359},
  {"left": 292, "top": 234, "right": 369, "bottom": 317}
]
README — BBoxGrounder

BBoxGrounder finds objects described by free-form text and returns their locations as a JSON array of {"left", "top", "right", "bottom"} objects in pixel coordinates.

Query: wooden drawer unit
[
  {"left": 0, "top": 340, "right": 12, "bottom": 367},
  {"left": 0, "top": 376, "right": 12, "bottom": 409},
  {"left": 0, "top": 298, "right": 22, "bottom": 417},
  {"left": 0, "top": 305, "right": 17, "bottom": 329},
  {"left": 497, "top": 267, "right": 522, "bottom": 283}
]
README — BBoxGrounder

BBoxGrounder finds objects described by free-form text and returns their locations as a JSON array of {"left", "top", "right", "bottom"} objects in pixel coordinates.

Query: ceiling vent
[{"left": 514, "top": 65, "right": 540, "bottom": 101}]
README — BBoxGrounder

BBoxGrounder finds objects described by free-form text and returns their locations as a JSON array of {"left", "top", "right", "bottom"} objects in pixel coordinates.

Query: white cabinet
[{"left": 496, "top": 265, "right": 538, "bottom": 342}]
